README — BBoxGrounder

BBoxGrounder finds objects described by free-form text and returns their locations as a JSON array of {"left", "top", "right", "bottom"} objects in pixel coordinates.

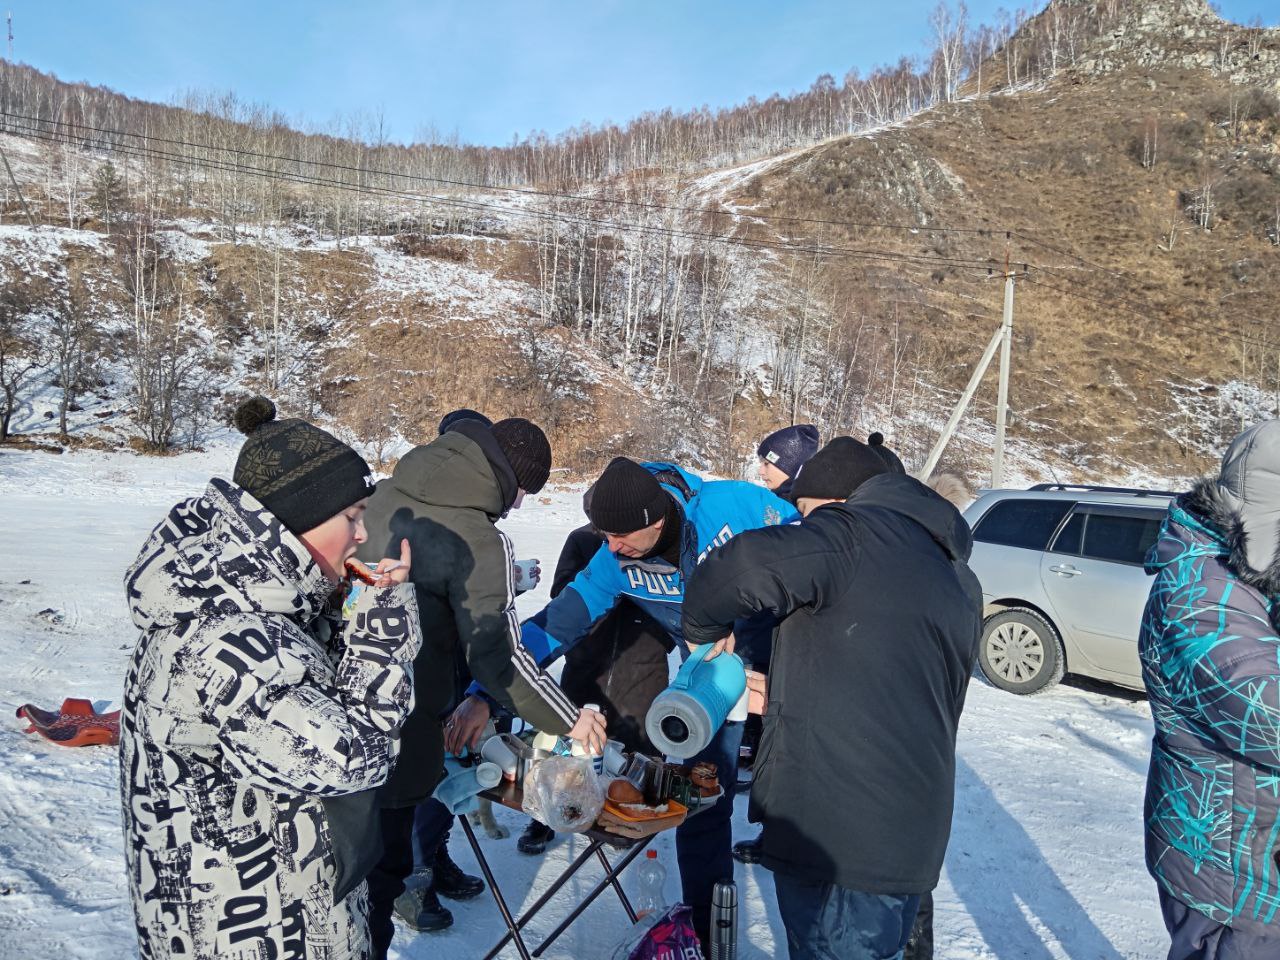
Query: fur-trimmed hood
[
  {"left": 1153, "top": 476, "right": 1280, "bottom": 599},
  {"left": 1155, "top": 420, "right": 1280, "bottom": 598}
]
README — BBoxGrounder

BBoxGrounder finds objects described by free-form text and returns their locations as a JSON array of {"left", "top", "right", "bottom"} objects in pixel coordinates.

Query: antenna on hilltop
[{"left": 7, "top": 12, "right": 12, "bottom": 62}]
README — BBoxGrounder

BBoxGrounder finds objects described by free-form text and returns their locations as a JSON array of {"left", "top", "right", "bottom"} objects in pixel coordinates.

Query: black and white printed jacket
[{"left": 119, "top": 478, "right": 421, "bottom": 960}]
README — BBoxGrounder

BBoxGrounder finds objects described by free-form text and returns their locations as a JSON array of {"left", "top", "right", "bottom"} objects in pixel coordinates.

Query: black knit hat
[
  {"left": 490, "top": 418, "right": 551, "bottom": 494},
  {"left": 868, "top": 432, "right": 906, "bottom": 475},
  {"left": 587, "top": 457, "right": 669, "bottom": 533},
  {"left": 788, "top": 436, "right": 889, "bottom": 504},
  {"left": 757, "top": 424, "right": 821, "bottom": 479},
  {"left": 231, "top": 397, "right": 372, "bottom": 535},
  {"left": 438, "top": 408, "right": 492, "bottom": 435}
]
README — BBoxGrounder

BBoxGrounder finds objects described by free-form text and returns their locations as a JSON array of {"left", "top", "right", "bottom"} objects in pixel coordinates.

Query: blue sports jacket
[{"left": 473, "top": 463, "right": 795, "bottom": 700}]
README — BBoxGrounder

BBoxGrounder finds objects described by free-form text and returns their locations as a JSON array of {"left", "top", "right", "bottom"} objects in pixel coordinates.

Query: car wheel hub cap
[{"left": 988, "top": 622, "right": 1045, "bottom": 683}]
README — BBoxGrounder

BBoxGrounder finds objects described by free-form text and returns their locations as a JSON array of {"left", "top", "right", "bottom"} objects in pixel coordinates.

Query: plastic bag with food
[{"left": 521, "top": 755, "right": 604, "bottom": 832}]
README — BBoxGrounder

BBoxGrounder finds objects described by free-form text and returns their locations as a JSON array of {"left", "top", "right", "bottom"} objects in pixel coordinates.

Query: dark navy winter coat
[
  {"left": 1142, "top": 480, "right": 1280, "bottom": 934},
  {"left": 682, "top": 473, "right": 982, "bottom": 893}
]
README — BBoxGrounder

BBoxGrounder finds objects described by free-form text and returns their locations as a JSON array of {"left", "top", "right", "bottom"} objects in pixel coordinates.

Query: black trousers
[
  {"left": 366, "top": 805, "right": 417, "bottom": 960},
  {"left": 410, "top": 797, "right": 454, "bottom": 870}
]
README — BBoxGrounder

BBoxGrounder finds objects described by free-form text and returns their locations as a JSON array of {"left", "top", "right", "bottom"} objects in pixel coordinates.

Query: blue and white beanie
[{"left": 757, "top": 424, "right": 821, "bottom": 480}]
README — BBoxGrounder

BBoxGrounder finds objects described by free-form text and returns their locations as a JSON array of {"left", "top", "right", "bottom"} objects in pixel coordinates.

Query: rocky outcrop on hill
[{"left": 1059, "top": 0, "right": 1280, "bottom": 88}]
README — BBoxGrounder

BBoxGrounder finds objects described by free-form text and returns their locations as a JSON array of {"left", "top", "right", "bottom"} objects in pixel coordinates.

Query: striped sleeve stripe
[{"left": 498, "top": 531, "right": 579, "bottom": 726}]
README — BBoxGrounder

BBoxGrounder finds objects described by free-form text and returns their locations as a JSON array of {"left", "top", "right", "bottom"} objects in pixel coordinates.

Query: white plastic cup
[
  {"left": 728, "top": 687, "right": 750, "bottom": 723},
  {"left": 532, "top": 730, "right": 562, "bottom": 753},
  {"left": 481, "top": 735, "right": 519, "bottom": 781},
  {"left": 474, "top": 761, "right": 502, "bottom": 790}
]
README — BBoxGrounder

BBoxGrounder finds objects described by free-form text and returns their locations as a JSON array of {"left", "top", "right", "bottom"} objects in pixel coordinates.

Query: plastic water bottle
[{"left": 634, "top": 850, "right": 668, "bottom": 919}]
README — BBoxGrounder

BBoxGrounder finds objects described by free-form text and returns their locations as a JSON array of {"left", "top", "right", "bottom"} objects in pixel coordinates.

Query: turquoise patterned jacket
[{"left": 1141, "top": 480, "right": 1280, "bottom": 932}]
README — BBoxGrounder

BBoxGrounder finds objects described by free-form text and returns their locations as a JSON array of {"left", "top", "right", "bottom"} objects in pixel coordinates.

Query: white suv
[{"left": 962, "top": 484, "right": 1175, "bottom": 694}]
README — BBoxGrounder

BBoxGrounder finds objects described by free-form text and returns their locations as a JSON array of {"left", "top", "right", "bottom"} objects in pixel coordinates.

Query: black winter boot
[
  {"left": 393, "top": 870, "right": 454, "bottom": 932},
  {"left": 731, "top": 832, "right": 764, "bottom": 865},
  {"left": 904, "top": 891, "right": 934, "bottom": 960},
  {"left": 433, "top": 846, "right": 484, "bottom": 900},
  {"left": 517, "top": 820, "right": 555, "bottom": 855}
]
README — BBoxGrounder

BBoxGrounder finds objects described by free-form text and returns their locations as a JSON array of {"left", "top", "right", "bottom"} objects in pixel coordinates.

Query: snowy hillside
[{"left": 0, "top": 445, "right": 1166, "bottom": 958}]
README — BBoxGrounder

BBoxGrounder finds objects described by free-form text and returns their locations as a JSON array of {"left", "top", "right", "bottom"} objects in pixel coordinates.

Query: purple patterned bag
[{"left": 615, "top": 904, "right": 705, "bottom": 960}]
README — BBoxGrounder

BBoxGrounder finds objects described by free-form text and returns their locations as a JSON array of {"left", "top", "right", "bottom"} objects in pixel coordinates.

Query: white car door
[{"left": 1038, "top": 506, "right": 1163, "bottom": 682}]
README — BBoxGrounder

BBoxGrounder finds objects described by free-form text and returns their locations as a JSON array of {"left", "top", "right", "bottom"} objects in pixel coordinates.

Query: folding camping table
[{"left": 458, "top": 778, "right": 691, "bottom": 960}]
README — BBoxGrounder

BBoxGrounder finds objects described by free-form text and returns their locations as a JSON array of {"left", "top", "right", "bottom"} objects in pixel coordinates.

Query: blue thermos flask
[{"left": 645, "top": 643, "right": 748, "bottom": 759}]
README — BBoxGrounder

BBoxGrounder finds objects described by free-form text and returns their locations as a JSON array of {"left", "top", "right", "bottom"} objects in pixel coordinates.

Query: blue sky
[{"left": 14, "top": 1, "right": 1280, "bottom": 146}]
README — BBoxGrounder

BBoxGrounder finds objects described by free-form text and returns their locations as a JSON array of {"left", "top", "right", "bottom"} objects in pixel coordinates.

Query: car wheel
[{"left": 978, "top": 607, "right": 1065, "bottom": 695}]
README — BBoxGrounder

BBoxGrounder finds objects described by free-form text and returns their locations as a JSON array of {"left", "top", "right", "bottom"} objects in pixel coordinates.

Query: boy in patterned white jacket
[{"left": 119, "top": 397, "right": 422, "bottom": 960}]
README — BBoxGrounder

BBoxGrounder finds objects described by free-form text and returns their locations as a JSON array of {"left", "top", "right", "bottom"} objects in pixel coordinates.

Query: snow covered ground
[{"left": 0, "top": 444, "right": 1166, "bottom": 958}]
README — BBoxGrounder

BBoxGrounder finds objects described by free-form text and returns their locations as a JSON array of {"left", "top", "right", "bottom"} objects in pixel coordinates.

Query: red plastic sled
[{"left": 16, "top": 698, "right": 120, "bottom": 747}]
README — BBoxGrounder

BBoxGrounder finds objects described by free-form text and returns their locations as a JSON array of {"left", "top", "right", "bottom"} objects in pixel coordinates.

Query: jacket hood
[
  {"left": 125, "top": 477, "right": 329, "bottom": 633},
  {"left": 642, "top": 462, "right": 704, "bottom": 504},
  {"left": 1162, "top": 476, "right": 1280, "bottom": 595},
  {"left": 845, "top": 472, "right": 974, "bottom": 563},
  {"left": 1213, "top": 420, "right": 1280, "bottom": 578},
  {"left": 386, "top": 428, "right": 515, "bottom": 518}
]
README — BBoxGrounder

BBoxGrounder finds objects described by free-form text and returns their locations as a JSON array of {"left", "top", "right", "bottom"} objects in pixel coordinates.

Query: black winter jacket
[
  {"left": 553, "top": 525, "right": 672, "bottom": 754},
  {"left": 682, "top": 472, "right": 982, "bottom": 893},
  {"left": 359, "top": 425, "right": 578, "bottom": 807}
]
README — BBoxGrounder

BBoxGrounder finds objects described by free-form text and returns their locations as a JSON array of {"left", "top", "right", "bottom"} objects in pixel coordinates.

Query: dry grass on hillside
[{"left": 741, "top": 65, "right": 1280, "bottom": 477}]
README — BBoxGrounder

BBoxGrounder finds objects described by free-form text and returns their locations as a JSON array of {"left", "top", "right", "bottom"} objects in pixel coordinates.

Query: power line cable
[
  {"left": 18, "top": 107, "right": 1274, "bottom": 354},
  {"left": 17, "top": 111, "right": 1265, "bottom": 397},
  {"left": 7, "top": 116, "right": 1003, "bottom": 272},
  {"left": 6, "top": 108, "right": 1004, "bottom": 238}
]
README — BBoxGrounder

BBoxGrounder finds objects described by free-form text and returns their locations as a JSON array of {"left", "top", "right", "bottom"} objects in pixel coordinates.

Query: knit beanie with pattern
[{"left": 232, "top": 397, "right": 372, "bottom": 535}]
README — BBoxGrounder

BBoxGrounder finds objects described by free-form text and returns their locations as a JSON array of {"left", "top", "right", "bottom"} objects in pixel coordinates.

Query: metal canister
[
  {"left": 710, "top": 880, "right": 738, "bottom": 960},
  {"left": 515, "top": 746, "right": 555, "bottom": 787}
]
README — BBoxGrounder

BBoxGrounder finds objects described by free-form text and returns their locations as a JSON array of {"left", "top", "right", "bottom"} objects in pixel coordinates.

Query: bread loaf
[{"left": 607, "top": 779, "right": 645, "bottom": 804}]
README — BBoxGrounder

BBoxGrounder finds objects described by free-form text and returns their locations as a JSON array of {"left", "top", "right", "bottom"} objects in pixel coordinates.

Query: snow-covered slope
[{"left": 0, "top": 446, "right": 1165, "bottom": 958}]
